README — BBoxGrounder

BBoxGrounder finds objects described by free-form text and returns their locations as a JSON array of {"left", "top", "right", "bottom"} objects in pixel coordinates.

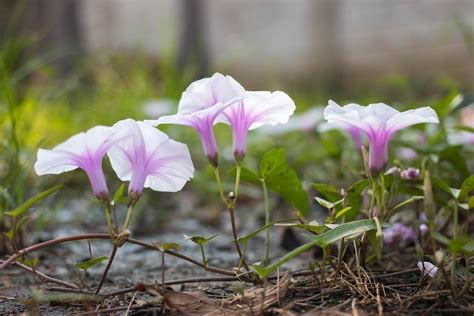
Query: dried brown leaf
[
  {"left": 222, "top": 272, "right": 292, "bottom": 314},
  {"left": 162, "top": 273, "right": 291, "bottom": 315},
  {"left": 164, "top": 290, "right": 237, "bottom": 315}
]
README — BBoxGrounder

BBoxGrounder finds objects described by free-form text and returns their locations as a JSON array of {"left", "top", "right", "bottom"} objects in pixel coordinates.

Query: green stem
[
  {"left": 262, "top": 180, "right": 270, "bottom": 265},
  {"left": 103, "top": 204, "right": 114, "bottom": 237},
  {"left": 372, "top": 174, "right": 384, "bottom": 218},
  {"left": 452, "top": 202, "right": 458, "bottom": 281},
  {"left": 122, "top": 204, "right": 133, "bottom": 232},
  {"left": 373, "top": 216, "right": 384, "bottom": 239},
  {"left": 200, "top": 245, "right": 207, "bottom": 269},
  {"left": 213, "top": 167, "right": 227, "bottom": 205},
  {"left": 379, "top": 174, "right": 386, "bottom": 217},
  {"left": 369, "top": 177, "right": 376, "bottom": 218},
  {"left": 234, "top": 165, "right": 242, "bottom": 199}
]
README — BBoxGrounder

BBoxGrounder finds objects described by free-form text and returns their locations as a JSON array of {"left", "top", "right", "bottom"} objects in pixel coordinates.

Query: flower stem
[
  {"left": 213, "top": 167, "right": 227, "bottom": 205},
  {"left": 369, "top": 177, "right": 376, "bottom": 218},
  {"left": 452, "top": 202, "right": 458, "bottom": 281},
  {"left": 199, "top": 245, "right": 207, "bottom": 269},
  {"left": 262, "top": 179, "right": 271, "bottom": 266},
  {"left": 234, "top": 165, "right": 242, "bottom": 199},
  {"left": 373, "top": 216, "right": 384, "bottom": 239},
  {"left": 98, "top": 203, "right": 134, "bottom": 294},
  {"left": 379, "top": 174, "right": 386, "bottom": 217},
  {"left": 228, "top": 194, "right": 249, "bottom": 271},
  {"left": 122, "top": 204, "right": 133, "bottom": 232},
  {"left": 103, "top": 204, "right": 114, "bottom": 237},
  {"left": 95, "top": 243, "right": 118, "bottom": 293}
]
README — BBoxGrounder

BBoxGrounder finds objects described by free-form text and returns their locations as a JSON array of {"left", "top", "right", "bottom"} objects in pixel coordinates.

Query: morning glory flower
[
  {"left": 385, "top": 167, "right": 420, "bottom": 179},
  {"left": 447, "top": 130, "right": 474, "bottom": 145},
  {"left": 417, "top": 261, "right": 438, "bottom": 278},
  {"left": 400, "top": 167, "right": 420, "bottom": 180},
  {"left": 323, "top": 100, "right": 439, "bottom": 173},
  {"left": 34, "top": 126, "right": 122, "bottom": 201},
  {"left": 148, "top": 73, "right": 246, "bottom": 167},
  {"left": 383, "top": 223, "right": 417, "bottom": 247},
  {"left": 217, "top": 91, "right": 296, "bottom": 162},
  {"left": 108, "top": 119, "right": 194, "bottom": 203}
]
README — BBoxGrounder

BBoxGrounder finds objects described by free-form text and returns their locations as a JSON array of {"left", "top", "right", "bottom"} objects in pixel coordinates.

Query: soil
[{"left": 0, "top": 196, "right": 472, "bottom": 315}]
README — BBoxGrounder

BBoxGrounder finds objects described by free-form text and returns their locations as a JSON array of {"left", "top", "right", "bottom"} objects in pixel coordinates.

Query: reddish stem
[{"left": 0, "top": 233, "right": 234, "bottom": 276}]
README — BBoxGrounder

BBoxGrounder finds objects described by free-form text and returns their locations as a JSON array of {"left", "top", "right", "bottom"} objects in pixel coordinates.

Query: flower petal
[
  {"left": 324, "top": 100, "right": 399, "bottom": 133},
  {"left": 35, "top": 125, "right": 117, "bottom": 176},
  {"left": 178, "top": 73, "right": 246, "bottom": 114},
  {"left": 323, "top": 100, "right": 372, "bottom": 133},
  {"left": 149, "top": 97, "right": 242, "bottom": 128},
  {"left": 386, "top": 107, "right": 439, "bottom": 133},
  {"left": 217, "top": 91, "right": 296, "bottom": 130},
  {"left": 107, "top": 145, "right": 133, "bottom": 181},
  {"left": 108, "top": 119, "right": 194, "bottom": 194},
  {"left": 145, "top": 140, "right": 194, "bottom": 192},
  {"left": 34, "top": 148, "right": 79, "bottom": 175}
]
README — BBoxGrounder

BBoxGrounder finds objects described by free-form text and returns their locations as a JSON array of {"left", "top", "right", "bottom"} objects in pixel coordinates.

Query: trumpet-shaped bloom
[
  {"left": 108, "top": 119, "right": 194, "bottom": 200},
  {"left": 417, "top": 261, "right": 438, "bottom": 278},
  {"left": 148, "top": 73, "right": 246, "bottom": 167},
  {"left": 217, "top": 91, "right": 296, "bottom": 162},
  {"left": 324, "top": 100, "right": 439, "bottom": 173},
  {"left": 34, "top": 126, "right": 122, "bottom": 200}
]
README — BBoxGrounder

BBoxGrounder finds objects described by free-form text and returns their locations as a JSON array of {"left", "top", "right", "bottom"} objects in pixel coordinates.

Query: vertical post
[{"left": 177, "top": 0, "right": 209, "bottom": 78}]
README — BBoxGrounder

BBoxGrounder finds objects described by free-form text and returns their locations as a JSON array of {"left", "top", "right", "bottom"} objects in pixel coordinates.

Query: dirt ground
[{"left": 0, "top": 198, "right": 472, "bottom": 314}]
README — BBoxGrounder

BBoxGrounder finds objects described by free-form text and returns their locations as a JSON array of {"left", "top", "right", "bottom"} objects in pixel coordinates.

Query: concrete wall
[{"left": 78, "top": 0, "right": 474, "bottom": 84}]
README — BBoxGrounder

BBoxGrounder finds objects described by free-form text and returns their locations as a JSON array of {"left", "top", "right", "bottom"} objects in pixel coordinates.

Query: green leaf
[
  {"left": 274, "top": 220, "right": 327, "bottom": 234},
  {"left": 306, "top": 219, "right": 384, "bottom": 247},
  {"left": 113, "top": 183, "right": 127, "bottom": 203},
  {"left": 17, "top": 257, "right": 39, "bottom": 268},
  {"left": 468, "top": 196, "right": 474, "bottom": 209},
  {"left": 335, "top": 207, "right": 352, "bottom": 220},
  {"left": 448, "top": 238, "right": 474, "bottom": 255},
  {"left": 458, "top": 174, "right": 474, "bottom": 202},
  {"left": 75, "top": 256, "right": 109, "bottom": 271},
  {"left": 4, "top": 216, "right": 29, "bottom": 240},
  {"left": 314, "top": 197, "right": 333, "bottom": 209},
  {"left": 431, "top": 231, "right": 450, "bottom": 245},
  {"left": 431, "top": 176, "right": 456, "bottom": 198},
  {"left": 153, "top": 242, "right": 180, "bottom": 252},
  {"left": 347, "top": 179, "right": 369, "bottom": 220},
  {"left": 228, "top": 166, "right": 261, "bottom": 186},
  {"left": 259, "top": 148, "right": 308, "bottom": 216},
  {"left": 367, "top": 231, "right": 382, "bottom": 259},
  {"left": 433, "top": 90, "right": 458, "bottom": 118},
  {"left": 389, "top": 196, "right": 424, "bottom": 215},
  {"left": 312, "top": 183, "right": 342, "bottom": 202},
  {"left": 252, "top": 219, "right": 381, "bottom": 278},
  {"left": 5, "top": 185, "right": 63, "bottom": 218},
  {"left": 453, "top": 125, "right": 474, "bottom": 133},
  {"left": 184, "top": 234, "right": 219, "bottom": 246},
  {"left": 259, "top": 148, "right": 285, "bottom": 179}
]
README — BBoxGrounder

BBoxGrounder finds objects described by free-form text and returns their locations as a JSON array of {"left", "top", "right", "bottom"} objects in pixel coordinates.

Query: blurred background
[
  {"left": 0, "top": 0, "right": 473, "bottom": 245},
  {"left": 2, "top": 0, "right": 473, "bottom": 93}
]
